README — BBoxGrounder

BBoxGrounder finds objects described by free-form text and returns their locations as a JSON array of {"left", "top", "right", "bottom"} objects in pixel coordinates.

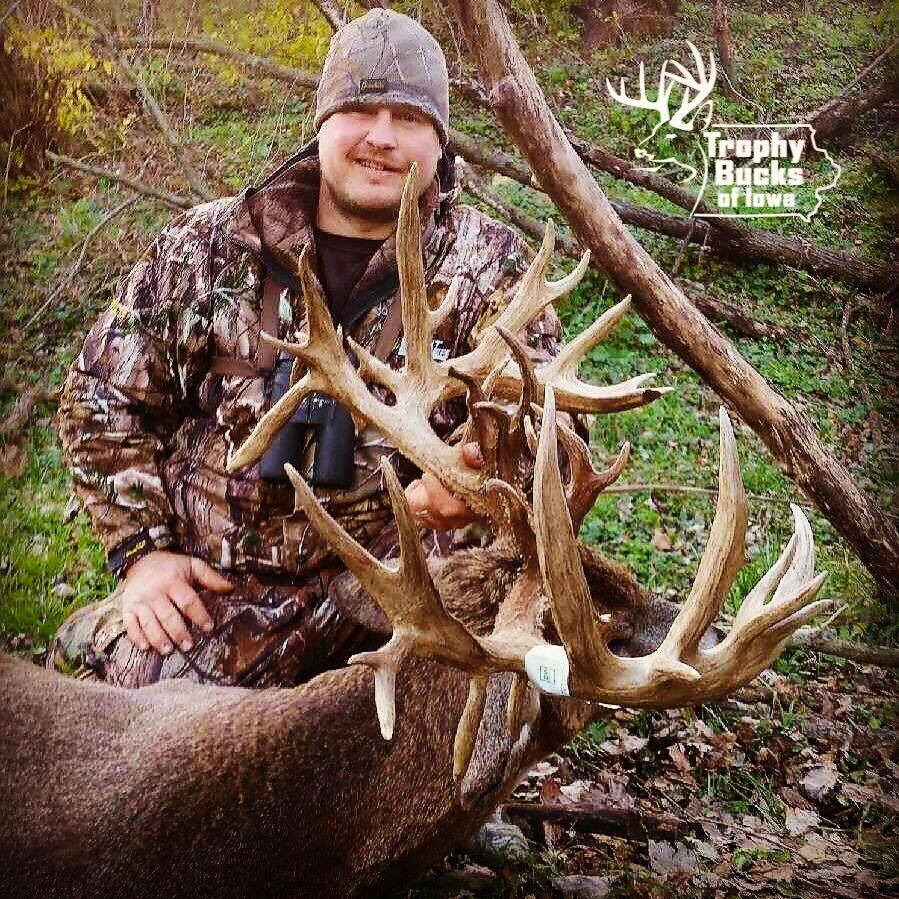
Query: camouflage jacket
[{"left": 58, "top": 142, "right": 564, "bottom": 579}]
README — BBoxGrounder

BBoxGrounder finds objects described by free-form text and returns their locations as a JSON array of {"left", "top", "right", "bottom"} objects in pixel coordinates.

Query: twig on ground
[
  {"left": 47, "top": 152, "right": 192, "bottom": 208},
  {"left": 24, "top": 193, "right": 139, "bottom": 331},
  {"left": 843, "top": 38, "right": 899, "bottom": 92},
  {"left": 502, "top": 801, "right": 694, "bottom": 841},
  {"left": 789, "top": 630, "right": 899, "bottom": 668},
  {"left": 600, "top": 482, "right": 814, "bottom": 509},
  {"left": 680, "top": 282, "right": 801, "bottom": 341},
  {"left": 53, "top": 1, "right": 215, "bottom": 202}
]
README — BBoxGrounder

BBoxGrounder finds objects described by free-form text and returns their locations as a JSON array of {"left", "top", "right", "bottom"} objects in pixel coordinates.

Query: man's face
[{"left": 317, "top": 103, "right": 442, "bottom": 226}]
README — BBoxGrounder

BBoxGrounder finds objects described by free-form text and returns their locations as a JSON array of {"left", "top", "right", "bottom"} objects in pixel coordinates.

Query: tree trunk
[
  {"left": 446, "top": 0, "right": 899, "bottom": 601},
  {"left": 712, "top": 0, "right": 740, "bottom": 98}
]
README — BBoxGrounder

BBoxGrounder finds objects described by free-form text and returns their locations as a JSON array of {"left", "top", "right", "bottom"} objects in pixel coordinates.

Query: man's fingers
[
  {"left": 405, "top": 479, "right": 428, "bottom": 513},
  {"left": 150, "top": 596, "right": 193, "bottom": 652},
  {"left": 169, "top": 582, "right": 214, "bottom": 635},
  {"left": 421, "top": 472, "right": 470, "bottom": 518},
  {"left": 462, "top": 441, "right": 483, "bottom": 469},
  {"left": 190, "top": 558, "right": 233, "bottom": 593},
  {"left": 123, "top": 610, "right": 149, "bottom": 652},
  {"left": 135, "top": 605, "right": 174, "bottom": 655}
]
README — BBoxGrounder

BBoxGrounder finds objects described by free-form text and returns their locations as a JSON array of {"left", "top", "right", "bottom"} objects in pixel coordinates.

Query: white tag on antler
[{"left": 524, "top": 644, "right": 571, "bottom": 697}]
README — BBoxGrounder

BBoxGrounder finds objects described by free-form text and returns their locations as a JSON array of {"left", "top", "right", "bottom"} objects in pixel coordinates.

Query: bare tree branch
[
  {"left": 47, "top": 151, "right": 192, "bottom": 208},
  {"left": 53, "top": 1, "right": 215, "bottom": 202},
  {"left": 445, "top": 0, "right": 899, "bottom": 600},
  {"left": 458, "top": 160, "right": 796, "bottom": 342},
  {"left": 114, "top": 36, "right": 319, "bottom": 86}
]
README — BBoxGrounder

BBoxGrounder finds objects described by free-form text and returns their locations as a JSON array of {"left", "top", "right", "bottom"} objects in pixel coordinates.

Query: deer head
[{"left": 229, "top": 164, "right": 827, "bottom": 787}]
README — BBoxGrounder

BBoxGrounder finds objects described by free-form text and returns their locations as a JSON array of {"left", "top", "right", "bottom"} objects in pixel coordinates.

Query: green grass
[{"left": 0, "top": 417, "right": 114, "bottom": 651}]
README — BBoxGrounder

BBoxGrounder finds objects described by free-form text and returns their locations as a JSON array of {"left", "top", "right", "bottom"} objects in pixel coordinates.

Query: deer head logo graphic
[
  {"left": 606, "top": 41, "right": 716, "bottom": 190},
  {"left": 606, "top": 42, "right": 840, "bottom": 222}
]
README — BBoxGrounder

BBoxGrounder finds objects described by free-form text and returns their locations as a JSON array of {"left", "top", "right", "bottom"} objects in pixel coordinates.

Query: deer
[{"left": 0, "top": 166, "right": 827, "bottom": 899}]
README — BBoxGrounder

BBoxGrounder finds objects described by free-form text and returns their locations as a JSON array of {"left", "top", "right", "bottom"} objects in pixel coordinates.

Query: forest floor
[{"left": 1, "top": 1, "right": 897, "bottom": 896}]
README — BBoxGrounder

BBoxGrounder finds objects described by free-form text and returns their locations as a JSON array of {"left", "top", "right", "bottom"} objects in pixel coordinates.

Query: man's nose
[{"left": 364, "top": 110, "right": 398, "bottom": 149}]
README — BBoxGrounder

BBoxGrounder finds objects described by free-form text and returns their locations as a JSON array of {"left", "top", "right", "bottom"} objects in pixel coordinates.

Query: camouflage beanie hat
[{"left": 314, "top": 9, "right": 450, "bottom": 145}]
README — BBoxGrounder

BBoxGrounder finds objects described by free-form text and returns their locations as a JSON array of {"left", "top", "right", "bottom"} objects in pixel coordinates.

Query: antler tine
[
  {"left": 493, "top": 324, "right": 538, "bottom": 435},
  {"left": 228, "top": 245, "right": 350, "bottom": 471},
  {"left": 447, "top": 222, "right": 590, "bottom": 388},
  {"left": 454, "top": 677, "right": 488, "bottom": 783},
  {"left": 395, "top": 161, "right": 437, "bottom": 383},
  {"left": 658, "top": 408, "right": 748, "bottom": 659},
  {"left": 491, "top": 296, "right": 675, "bottom": 414},
  {"left": 556, "top": 419, "right": 630, "bottom": 529},
  {"left": 730, "top": 504, "right": 828, "bottom": 639},
  {"left": 532, "top": 385, "right": 616, "bottom": 693}
]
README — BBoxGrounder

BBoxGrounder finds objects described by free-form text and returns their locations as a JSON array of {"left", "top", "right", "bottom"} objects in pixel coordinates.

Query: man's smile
[{"left": 353, "top": 157, "right": 403, "bottom": 173}]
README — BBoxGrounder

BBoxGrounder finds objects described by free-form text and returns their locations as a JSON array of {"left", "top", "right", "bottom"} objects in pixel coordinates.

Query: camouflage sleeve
[{"left": 57, "top": 213, "right": 206, "bottom": 560}]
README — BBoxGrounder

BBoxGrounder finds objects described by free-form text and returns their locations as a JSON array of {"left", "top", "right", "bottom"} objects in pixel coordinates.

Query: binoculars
[{"left": 260, "top": 353, "right": 355, "bottom": 487}]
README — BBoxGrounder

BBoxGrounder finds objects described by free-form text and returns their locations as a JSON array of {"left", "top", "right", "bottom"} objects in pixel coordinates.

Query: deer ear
[{"left": 327, "top": 569, "right": 392, "bottom": 636}]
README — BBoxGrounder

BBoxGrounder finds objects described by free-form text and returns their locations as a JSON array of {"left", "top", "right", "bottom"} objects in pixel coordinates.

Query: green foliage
[
  {"left": 4, "top": 23, "right": 102, "bottom": 136},
  {"left": 202, "top": 0, "right": 331, "bottom": 82},
  {"left": 0, "top": 415, "right": 114, "bottom": 651}
]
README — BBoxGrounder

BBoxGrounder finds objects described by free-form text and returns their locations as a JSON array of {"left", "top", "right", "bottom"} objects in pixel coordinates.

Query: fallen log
[{"left": 446, "top": 0, "right": 899, "bottom": 600}]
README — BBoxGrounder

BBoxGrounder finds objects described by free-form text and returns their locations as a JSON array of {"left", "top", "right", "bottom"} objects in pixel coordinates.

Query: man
[{"left": 50, "top": 9, "right": 565, "bottom": 688}]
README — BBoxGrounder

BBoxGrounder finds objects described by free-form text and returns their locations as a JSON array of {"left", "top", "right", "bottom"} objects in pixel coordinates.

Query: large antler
[
  {"left": 230, "top": 166, "right": 827, "bottom": 783},
  {"left": 531, "top": 394, "right": 828, "bottom": 705},
  {"left": 227, "top": 162, "right": 670, "bottom": 515}
]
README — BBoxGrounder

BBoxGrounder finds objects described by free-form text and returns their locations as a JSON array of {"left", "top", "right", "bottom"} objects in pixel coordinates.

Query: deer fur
[{"left": 0, "top": 549, "right": 663, "bottom": 899}]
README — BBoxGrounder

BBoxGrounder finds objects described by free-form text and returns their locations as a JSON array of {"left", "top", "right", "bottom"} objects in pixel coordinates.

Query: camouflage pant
[{"left": 47, "top": 567, "right": 377, "bottom": 689}]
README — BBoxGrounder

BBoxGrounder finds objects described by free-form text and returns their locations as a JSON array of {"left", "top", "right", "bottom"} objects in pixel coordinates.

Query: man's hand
[
  {"left": 404, "top": 442, "right": 483, "bottom": 531},
  {"left": 120, "top": 551, "right": 232, "bottom": 655}
]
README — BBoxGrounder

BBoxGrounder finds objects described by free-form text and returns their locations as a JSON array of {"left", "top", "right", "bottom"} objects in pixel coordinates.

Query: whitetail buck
[{"left": 0, "top": 167, "right": 826, "bottom": 899}]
